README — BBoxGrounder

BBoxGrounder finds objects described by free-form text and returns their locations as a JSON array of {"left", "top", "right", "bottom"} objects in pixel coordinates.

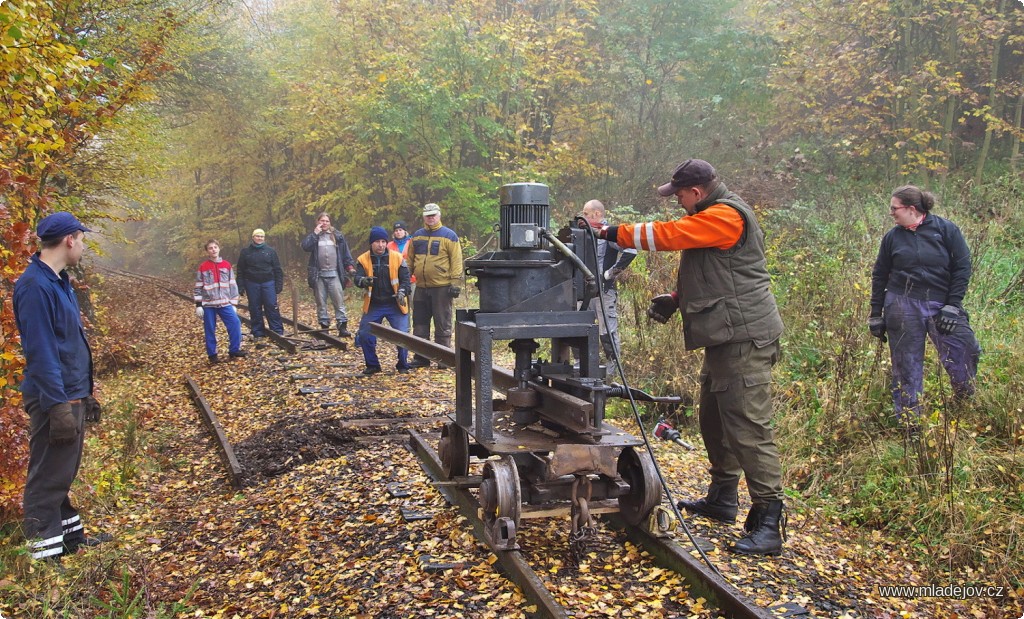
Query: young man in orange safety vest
[{"left": 352, "top": 226, "right": 413, "bottom": 376}]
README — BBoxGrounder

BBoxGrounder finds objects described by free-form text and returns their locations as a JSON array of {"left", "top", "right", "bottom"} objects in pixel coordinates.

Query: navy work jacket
[{"left": 13, "top": 254, "right": 93, "bottom": 412}]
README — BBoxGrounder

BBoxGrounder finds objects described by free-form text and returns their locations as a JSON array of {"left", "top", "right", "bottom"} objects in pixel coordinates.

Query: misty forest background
[{"left": 2, "top": 0, "right": 1024, "bottom": 586}]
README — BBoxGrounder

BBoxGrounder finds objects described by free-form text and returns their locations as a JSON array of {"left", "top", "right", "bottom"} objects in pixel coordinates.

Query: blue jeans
[
  {"left": 356, "top": 303, "right": 409, "bottom": 370},
  {"left": 314, "top": 275, "right": 347, "bottom": 326},
  {"left": 203, "top": 304, "right": 243, "bottom": 356},
  {"left": 246, "top": 280, "right": 283, "bottom": 337},
  {"left": 884, "top": 292, "right": 981, "bottom": 420}
]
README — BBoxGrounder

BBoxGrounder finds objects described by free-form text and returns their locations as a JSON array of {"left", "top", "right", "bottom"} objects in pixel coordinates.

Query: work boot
[
  {"left": 743, "top": 503, "right": 766, "bottom": 533},
  {"left": 208, "top": 354, "right": 219, "bottom": 364},
  {"left": 64, "top": 532, "right": 113, "bottom": 554},
  {"left": 732, "top": 500, "right": 785, "bottom": 556},
  {"left": 361, "top": 366, "right": 381, "bottom": 376},
  {"left": 677, "top": 482, "right": 739, "bottom": 523},
  {"left": 229, "top": 350, "right": 247, "bottom": 359},
  {"left": 338, "top": 322, "right": 351, "bottom": 338},
  {"left": 408, "top": 357, "right": 431, "bottom": 369}
]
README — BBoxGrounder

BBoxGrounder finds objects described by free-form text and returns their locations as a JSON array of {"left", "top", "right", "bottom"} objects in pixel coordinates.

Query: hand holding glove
[
  {"left": 354, "top": 275, "right": 373, "bottom": 288},
  {"left": 647, "top": 293, "right": 678, "bottom": 324},
  {"left": 49, "top": 402, "right": 79, "bottom": 445},
  {"left": 868, "top": 316, "right": 887, "bottom": 342},
  {"left": 84, "top": 395, "right": 102, "bottom": 424},
  {"left": 936, "top": 305, "right": 959, "bottom": 335},
  {"left": 396, "top": 291, "right": 408, "bottom": 307},
  {"left": 448, "top": 286, "right": 461, "bottom": 298},
  {"left": 195, "top": 304, "right": 205, "bottom": 320}
]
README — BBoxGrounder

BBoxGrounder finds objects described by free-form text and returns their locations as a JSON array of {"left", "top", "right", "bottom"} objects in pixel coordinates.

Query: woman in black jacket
[{"left": 868, "top": 185, "right": 981, "bottom": 426}]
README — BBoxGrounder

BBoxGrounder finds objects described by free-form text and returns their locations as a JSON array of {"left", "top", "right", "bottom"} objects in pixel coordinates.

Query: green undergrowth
[{"left": 612, "top": 174, "right": 1024, "bottom": 586}]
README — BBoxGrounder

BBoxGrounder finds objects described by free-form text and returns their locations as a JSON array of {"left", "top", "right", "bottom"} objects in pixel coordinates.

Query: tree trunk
[
  {"left": 1011, "top": 91, "right": 1023, "bottom": 174},
  {"left": 974, "top": 0, "right": 1006, "bottom": 186}
]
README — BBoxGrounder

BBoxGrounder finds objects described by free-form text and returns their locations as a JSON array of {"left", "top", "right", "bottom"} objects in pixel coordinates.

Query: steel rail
[
  {"left": 408, "top": 430, "right": 569, "bottom": 619},
  {"left": 184, "top": 375, "right": 244, "bottom": 488},
  {"left": 369, "top": 322, "right": 592, "bottom": 415},
  {"left": 93, "top": 265, "right": 354, "bottom": 352},
  {"left": 412, "top": 424, "right": 770, "bottom": 619}
]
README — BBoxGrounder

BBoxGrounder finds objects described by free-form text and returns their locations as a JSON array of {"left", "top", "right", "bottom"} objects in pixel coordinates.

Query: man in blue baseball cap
[
  {"left": 35, "top": 211, "right": 92, "bottom": 240},
  {"left": 13, "top": 212, "right": 110, "bottom": 561}
]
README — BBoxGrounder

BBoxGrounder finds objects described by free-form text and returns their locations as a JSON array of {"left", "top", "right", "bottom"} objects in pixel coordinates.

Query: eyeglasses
[{"left": 889, "top": 205, "right": 910, "bottom": 213}]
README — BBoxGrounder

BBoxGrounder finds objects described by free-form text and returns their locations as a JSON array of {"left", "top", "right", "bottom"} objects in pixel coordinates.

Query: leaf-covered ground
[{"left": 5, "top": 273, "right": 1017, "bottom": 618}]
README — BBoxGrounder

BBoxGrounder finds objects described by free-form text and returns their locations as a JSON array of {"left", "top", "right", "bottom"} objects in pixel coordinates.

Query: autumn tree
[
  {"left": 760, "top": 0, "right": 1024, "bottom": 179},
  {"left": 0, "top": 0, "right": 201, "bottom": 519}
]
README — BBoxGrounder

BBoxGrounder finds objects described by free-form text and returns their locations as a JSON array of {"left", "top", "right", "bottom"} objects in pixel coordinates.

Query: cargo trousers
[
  {"left": 883, "top": 292, "right": 981, "bottom": 420},
  {"left": 698, "top": 339, "right": 784, "bottom": 503}
]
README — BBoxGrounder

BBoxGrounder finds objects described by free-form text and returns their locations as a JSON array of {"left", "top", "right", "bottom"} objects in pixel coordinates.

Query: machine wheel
[
  {"left": 438, "top": 422, "right": 470, "bottom": 478},
  {"left": 617, "top": 447, "right": 661, "bottom": 525},
  {"left": 479, "top": 456, "right": 522, "bottom": 549}
]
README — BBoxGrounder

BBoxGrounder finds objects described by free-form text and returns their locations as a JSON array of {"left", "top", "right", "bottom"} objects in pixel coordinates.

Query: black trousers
[{"left": 23, "top": 397, "right": 86, "bottom": 559}]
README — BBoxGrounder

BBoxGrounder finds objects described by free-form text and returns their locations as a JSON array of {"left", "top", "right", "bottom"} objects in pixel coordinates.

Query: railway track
[
  {"left": 94, "top": 263, "right": 348, "bottom": 352},
  {"left": 100, "top": 266, "right": 776, "bottom": 618}
]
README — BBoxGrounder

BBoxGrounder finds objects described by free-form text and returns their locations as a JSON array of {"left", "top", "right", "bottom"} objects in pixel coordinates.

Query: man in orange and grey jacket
[{"left": 598, "top": 159, "right": 786, "bottom": 556}]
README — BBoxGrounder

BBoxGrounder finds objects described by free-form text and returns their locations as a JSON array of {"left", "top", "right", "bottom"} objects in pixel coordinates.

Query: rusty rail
[
  {"left": 408, "top": 430, "right": 569, "bottom": 619},
  {"left": 369, "top": 322, "right": 592, "bottom": 415},
  {"left": 185, "top": 375, "right": 244, "bottom": 489}
]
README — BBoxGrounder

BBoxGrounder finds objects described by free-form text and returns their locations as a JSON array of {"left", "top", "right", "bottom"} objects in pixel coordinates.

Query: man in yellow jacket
[
  {"left": 352, "top": 227, "right": 412, "bottom": 375},
  {"left": 407, "top": 203, "right": 463, "bottom": 368}
]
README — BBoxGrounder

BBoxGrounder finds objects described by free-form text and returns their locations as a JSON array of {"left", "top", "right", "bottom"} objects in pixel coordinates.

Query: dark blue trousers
[
  {"left": 203, "top": 304, "right": 242, "bottom": 356},
  {"left": 23, "top": 398, "right": 86, "bottom": 559},
  {"left": 356, "top": 303, "right": 409, "bottom": 370},
  {"left": 245, "top": 280, "right": 283, "bottom": 337},
  {"left": 884, "top": 292, "right": 981, "bottom": 420}
]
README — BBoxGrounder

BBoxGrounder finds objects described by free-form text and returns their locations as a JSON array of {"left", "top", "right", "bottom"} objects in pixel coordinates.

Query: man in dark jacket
[
  {"left": 237, "top": 228, "right": 285, "bottom": 343},
  {"left": 301, "top": 213, "right": 356, "bottom": 337},
  {"left": 600, "top": 159, "right": 786, "bottom": 556},
  {"left": 14, "top": 212, "right": 110, "bottom": 561}
]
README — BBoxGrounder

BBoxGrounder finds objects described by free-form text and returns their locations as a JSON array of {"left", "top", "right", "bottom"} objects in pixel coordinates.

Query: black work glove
[
  {"left": 868, "top": 316, "right": 887, "bottom": 342},
  {"left": 647, "top": 293, "right": 678, "bottom": 324},
  {"left": 49, "top": 402, "right": 79, "bottom": 445},
  {"left": 936, "top": 305, "right": 959, "bottom": 335},
  {"left": 396, "top": 291, "right": 408, "bottom": 308},
  {"left": 448, "top": 286, "right": 461, "bottom": 298},
  {"left": 354, "top": 275, "right": 373, "bottom": 288},
  {"left": 84, "top": 396, "right": 102, "bottom": 424}
]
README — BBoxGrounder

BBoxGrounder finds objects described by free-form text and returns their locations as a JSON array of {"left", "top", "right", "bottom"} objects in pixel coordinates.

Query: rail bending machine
[{"left": 428, "top": 181, "right": 669, "bottom": 553}]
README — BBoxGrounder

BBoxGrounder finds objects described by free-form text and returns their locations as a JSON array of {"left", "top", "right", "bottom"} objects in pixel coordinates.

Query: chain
[{"left": 568, "top": 475, "right": 596, "bottom": 567}]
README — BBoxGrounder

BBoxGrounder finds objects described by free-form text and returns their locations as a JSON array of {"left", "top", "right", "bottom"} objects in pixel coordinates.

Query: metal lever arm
[{"left": 606, "top": 384, "right": 683, "bottom": 404}]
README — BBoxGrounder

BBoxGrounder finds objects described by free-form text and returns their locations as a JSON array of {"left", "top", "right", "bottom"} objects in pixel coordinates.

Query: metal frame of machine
[{"left": 437, "top": 182, "right": 662, "bottom": 551}]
